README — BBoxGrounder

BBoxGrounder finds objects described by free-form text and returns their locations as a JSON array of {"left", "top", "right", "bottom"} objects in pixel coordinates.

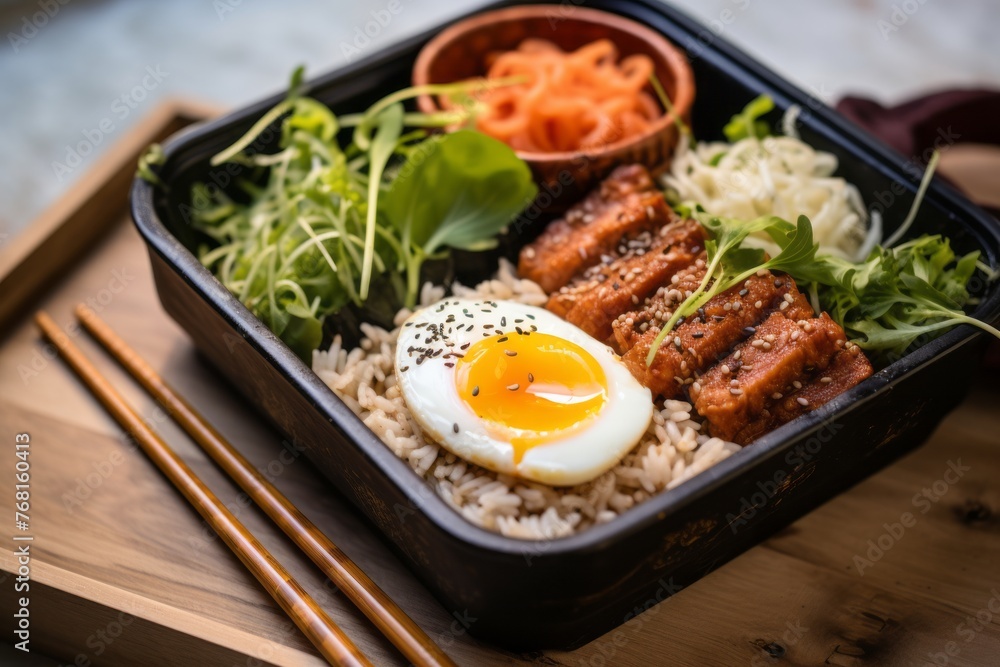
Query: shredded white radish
[{"left": 664, "top": 107, "right": 868, "bottom": 260}]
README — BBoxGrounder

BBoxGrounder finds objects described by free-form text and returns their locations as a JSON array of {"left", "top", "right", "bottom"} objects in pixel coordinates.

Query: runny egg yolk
[{"left": 456, "top": 332, "right": 608, "bottom": 462}]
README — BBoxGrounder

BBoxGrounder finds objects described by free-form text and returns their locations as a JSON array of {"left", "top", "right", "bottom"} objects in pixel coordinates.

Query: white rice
[{"left": 312, "top": 259, "right": 741, "bottom": 540}]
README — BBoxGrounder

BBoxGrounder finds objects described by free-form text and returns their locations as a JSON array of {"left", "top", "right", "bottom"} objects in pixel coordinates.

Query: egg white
[{"left": 394, "top": 298, "right": 653, "bottom": 486}]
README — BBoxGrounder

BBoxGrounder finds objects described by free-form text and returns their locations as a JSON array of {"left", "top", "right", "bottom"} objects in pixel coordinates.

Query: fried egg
[{"left": 394, "top": 298, "right": 652, "bottom": 486}]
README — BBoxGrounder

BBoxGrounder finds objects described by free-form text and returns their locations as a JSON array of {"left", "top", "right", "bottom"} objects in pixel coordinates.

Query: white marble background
[{"left": 1, "top": 0, "right": 998, "bottom": 239}]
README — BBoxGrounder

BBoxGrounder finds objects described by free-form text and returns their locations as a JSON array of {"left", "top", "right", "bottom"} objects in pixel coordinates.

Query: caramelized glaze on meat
[
  {"left": 520, "top": 165, "right": 874, "bottom": 445},
  {"left": 730, "top": 345, "right": 873, "bottom": 444},
  {"left": 619, "top": 272, "right": 814, "bottom": 399},
  {"left": 518, "top": 165, "right": 667, "bottom": 293},
  {"left": 691, "top": 313, "right": 847, "bottom": 441},
  {"left": 546, "top": 219, "right": 706, "bottom": 341}
]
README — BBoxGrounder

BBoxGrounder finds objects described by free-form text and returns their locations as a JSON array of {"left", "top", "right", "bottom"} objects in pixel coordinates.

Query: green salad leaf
[
  {"left": 383, "top": 130, "right": 536, "bottom": 304},
  {"left": 186, "top": 69, "right": 533, "bottom": 360},
  {"left": 645, "top": 213, "right": 999, "bottom": 366}
]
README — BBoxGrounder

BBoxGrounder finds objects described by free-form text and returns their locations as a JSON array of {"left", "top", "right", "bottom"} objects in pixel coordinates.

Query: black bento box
[{"left": 130, "top": 0, "right": 1000, "bottom": 651}]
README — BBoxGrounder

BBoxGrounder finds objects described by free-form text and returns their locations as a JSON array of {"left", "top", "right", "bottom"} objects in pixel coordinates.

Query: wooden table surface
[{"left": 2, "top": 103, "right": 999, "bottom": 667}]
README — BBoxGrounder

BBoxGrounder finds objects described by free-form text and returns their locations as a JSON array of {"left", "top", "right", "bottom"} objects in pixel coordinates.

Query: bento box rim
[{"left": 129, "top": 0, "right": 1000, "bottom": 559}]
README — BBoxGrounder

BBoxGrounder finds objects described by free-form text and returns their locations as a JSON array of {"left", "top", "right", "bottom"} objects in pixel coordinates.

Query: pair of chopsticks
[{"left": 36, "top": 306, "right": 456, "bottom": 667}]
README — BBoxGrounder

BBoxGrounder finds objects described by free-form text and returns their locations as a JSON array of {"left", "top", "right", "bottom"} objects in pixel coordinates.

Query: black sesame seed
[
  {"left": 613, "top": 282, "right": 620, "bottom": 291},
  {"left": 743, "top": 326, "right": 756, "bottom": 336},
  {"left": 505, "top": 350, "right": 517, "bottom": 356},
  {"left": 515, "top": 326, "right": 524, "bottom": 335},
  {"left": 507, "top": 383, "right": 519, "bottom": 391},
  {"left": 526, "top": 314, "right": 535, "bottom": 320},
  {"left": 497, "top": 336, "right": 508, "bottom": 343},
  {"left": 501, "top": 316, "right": 506, "bottom": 327},
  {"left": 484, "top": 324, "right": 494, "bottom": 329},
  {"left": 444, "top": 362, "right": 455, "bottom": 368},
  {"left": 460, "top": 342, "right": 470, "bottom": 350},
  {"left": 527, "top": 373, "right": 534, "bottom": 383},
  {"left": 774, "top": 279, "right": 784, "bottom": 288},
  {"left": 400, "top": 366, "right": 409, "bottom": 372},
  {"left": 739, "top": 289, "right": 748, "bottom": 296},
  {"left": 692, "top": 332, "right": 704, "bottom": 339},
  {"left": 453, "top": 423, "right": 460, "bottom": 434},
  {"left": 472, "top": 386, "right": 479, "bottom": 397}
]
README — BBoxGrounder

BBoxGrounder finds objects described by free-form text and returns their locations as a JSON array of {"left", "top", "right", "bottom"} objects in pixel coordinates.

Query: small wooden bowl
[{"left": 412, "top": 5, "right": 695, "bottom": 212}]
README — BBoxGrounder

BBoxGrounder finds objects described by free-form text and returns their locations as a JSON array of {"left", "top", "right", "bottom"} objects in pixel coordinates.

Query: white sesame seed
[
  {"left": 762, "top": 342, "right": 772, "bottom": 351},
  {"left": 754, "top": 300, "right": 763, "bottom": 309},
  {"left": 797, "top": 397, "right": 809, "bottom": 406},
  {"left": 765, "top": 334, "right": 776, "bottom": 343},
  {"left": 730, "top": 379, "right": 740, "bottom": 387},
  {"left": 730, "top": 388, "right": 744, "bottom": 395},
  {"left": 751, "top": 339, "right": 764, "bottom": 348},
  {"left": 733, "top": 350, "right": 742, "bottom": 360},
  {"left": 723, "top": 302, "right": 732, "bottom": 311},
  {"left": 772, "top": 392, "right": 783, "bottom": 400},
  {"left": 721, "top": 364, "right": 731, "bottom": 374},
  {"left": 820, "top": 376, "right": 833, "bottom": 384},
  {"left": 793, "top": 381, "right": 802, "bottom": 389},
  {"left": 780, "top": 301, "right": 790, "bottom": 311},
  {"left": 784, "top": 293, "right": 794, "bottom": 303}
]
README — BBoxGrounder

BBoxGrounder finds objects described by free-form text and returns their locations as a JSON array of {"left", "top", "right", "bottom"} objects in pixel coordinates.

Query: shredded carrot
[{"left": 464, "top": 39, "right": 662, "bottom": 153}]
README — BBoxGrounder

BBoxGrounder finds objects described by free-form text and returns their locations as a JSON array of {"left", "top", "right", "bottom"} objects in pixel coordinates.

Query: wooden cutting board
[{"left": 1, "top": 101, "right": 999, "bottom": 666}]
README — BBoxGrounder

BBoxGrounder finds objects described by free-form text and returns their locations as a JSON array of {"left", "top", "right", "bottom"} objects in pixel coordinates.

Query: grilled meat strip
[
  {"left": 518, "top": 165, "right": 667, "bottom": 293},
  {"left": 729, "top": 345, "right": 873, "bottom": 445},
  {"left": 546, "top": 219, "right": 706, "bottom": 342},
  {"left": 691, "top": 313, "right": 848, "bottom": 442},
  {"left": 521, "top": 165, "right": 875, "bottom": 445},
  {"left": 618, "top": 272, "right": 815, "bottom": 399}
]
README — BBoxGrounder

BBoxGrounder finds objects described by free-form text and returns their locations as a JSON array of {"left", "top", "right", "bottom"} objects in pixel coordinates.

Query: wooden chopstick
[
  {"left": 74, "top": 305, "right": 458, "bottom": 667},
  {"left": 35, "top": 311, "right": 373, "bottom": 667}
]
